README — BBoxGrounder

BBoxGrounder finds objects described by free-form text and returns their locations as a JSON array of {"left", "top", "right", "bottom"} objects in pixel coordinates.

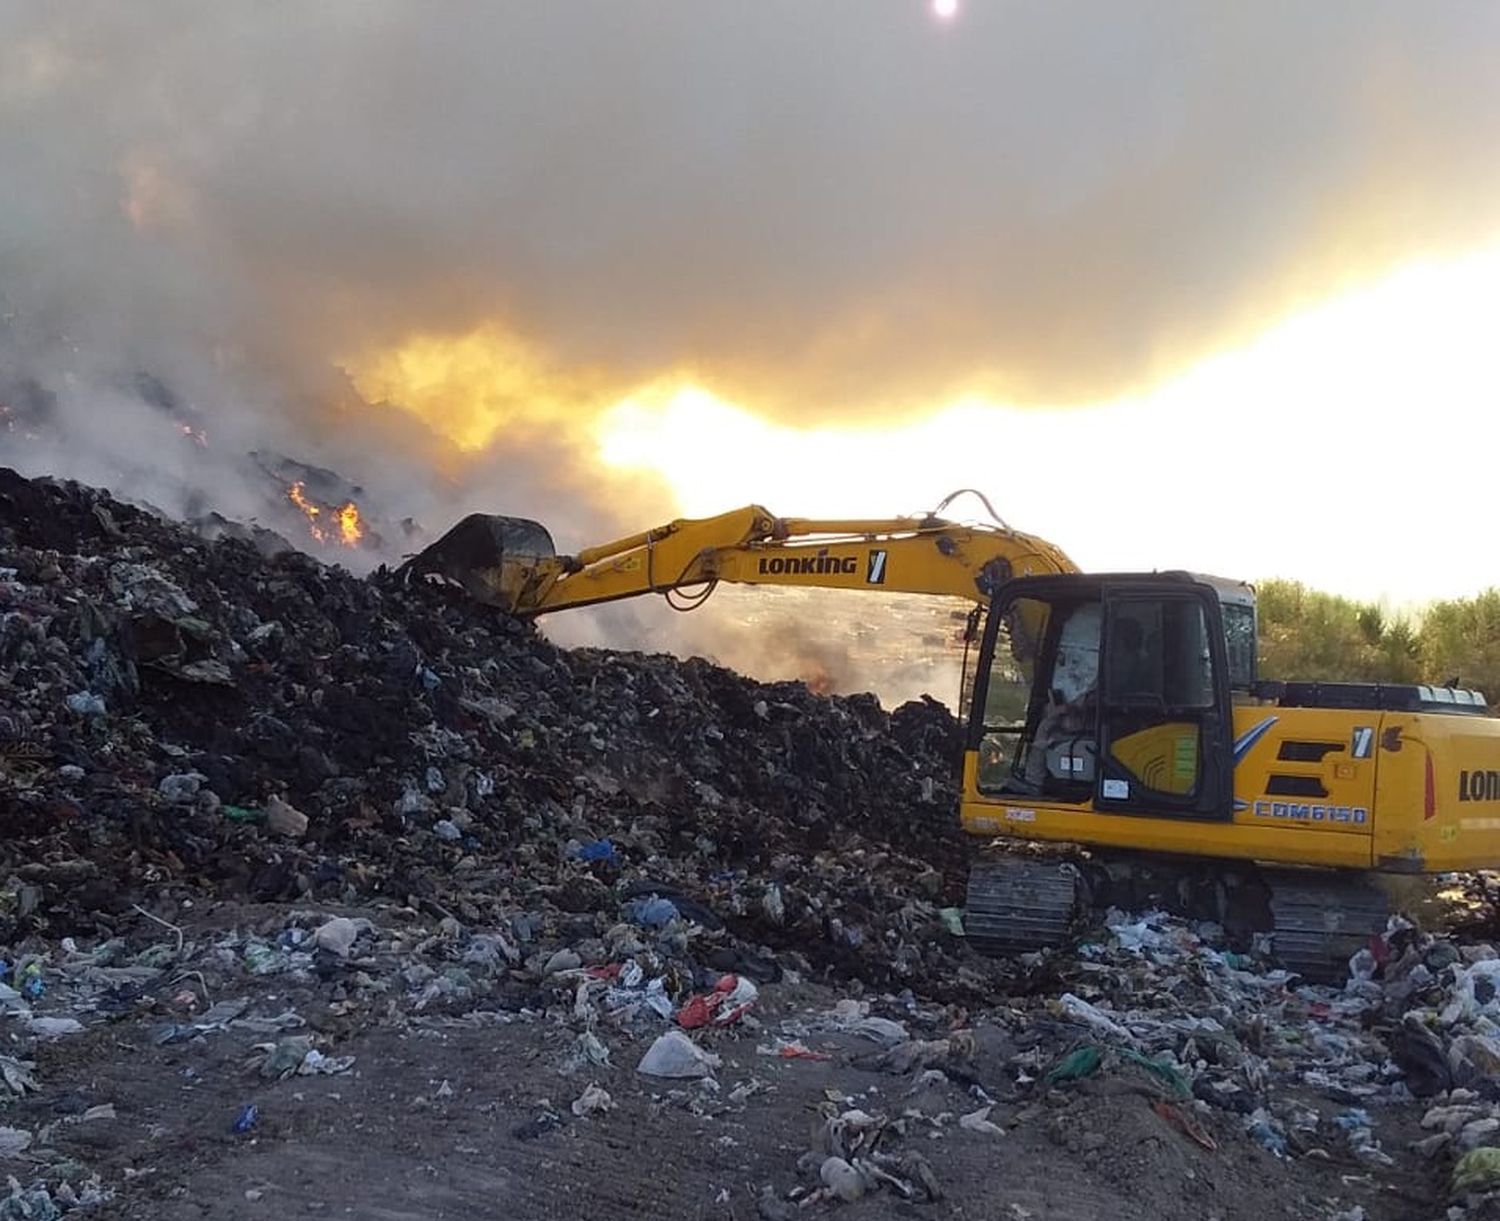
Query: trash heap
[
  {"left": 925, "top": 903, "right": 1500, "bottom": 1217},
  {"left": 1348, "top": 912, "right": 1500, "bottom": 1214},
  {"left": 0, "top": 467, "right": 986, "bottom": 999},
  {"left": 20, "top": 466, "right": 1500, "bottom": 1215},
  {"left": 1020, "top": 910, "right": 1406, "bottom": 1152}
]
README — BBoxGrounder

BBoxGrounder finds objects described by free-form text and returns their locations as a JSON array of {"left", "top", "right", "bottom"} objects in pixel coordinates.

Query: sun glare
[
  {"left": 933, "top": 0, "right": 959, "bottom": 19},
  {"left": 343, "top": 326, "right": 603, "bottom": 452},
  {"left": 594, "top": 243, "right": 1500, "bottom": 608}
]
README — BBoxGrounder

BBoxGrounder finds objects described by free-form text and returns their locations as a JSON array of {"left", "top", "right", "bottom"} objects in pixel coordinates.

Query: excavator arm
[{"left": 395, "top": 491, "right": 1079, "bottom": 617}]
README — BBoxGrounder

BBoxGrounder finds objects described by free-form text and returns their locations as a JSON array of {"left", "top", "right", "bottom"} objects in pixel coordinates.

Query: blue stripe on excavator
[{"left": 1231, "top": 716, "right": 1278, "bottom": 812}]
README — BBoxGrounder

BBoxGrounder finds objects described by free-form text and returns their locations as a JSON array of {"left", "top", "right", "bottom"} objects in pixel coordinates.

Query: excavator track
[
  {"left": 964, "top": 847, "right": 1398, "bottom": 983},
  {"left": 1263, "top": 868, "right": 1393, "bottom": 984},
  {"left": 965, "top": 854, "right": 1082, "bottom": 955}
]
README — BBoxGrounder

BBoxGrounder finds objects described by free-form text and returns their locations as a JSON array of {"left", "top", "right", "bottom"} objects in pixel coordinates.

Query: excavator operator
[{"left": 1023, "top": 602, "right": 1102, "bottom": 789}]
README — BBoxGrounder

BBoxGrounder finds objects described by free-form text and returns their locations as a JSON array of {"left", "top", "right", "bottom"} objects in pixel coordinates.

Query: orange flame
[
  {"left": 336, "top": 501, "right": 364, "bottom": 546},
  {"left": 801, "top": 662, "right": 836, "bottom": 697},
  {"left": 287, "top": 480, "right": 328, "bottom": 544},
  {"left": 287, "top": 481, "right": 365, "bottom": 548}
]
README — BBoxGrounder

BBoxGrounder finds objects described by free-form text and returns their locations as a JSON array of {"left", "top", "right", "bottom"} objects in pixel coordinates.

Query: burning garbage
[
  {"left": 286, "top": 479, "right": 365, "bottom": 548},
  {"left": 0, "top": 464, "right": 973, "bottom": 993}
]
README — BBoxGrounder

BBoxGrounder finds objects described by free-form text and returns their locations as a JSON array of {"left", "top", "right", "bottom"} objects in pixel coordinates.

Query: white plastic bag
[{"left": 636, "top": 1029, "right": 721, "bottom": 1079}]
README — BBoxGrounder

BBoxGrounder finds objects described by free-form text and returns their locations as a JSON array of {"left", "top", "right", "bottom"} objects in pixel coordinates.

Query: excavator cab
[{"left": 969, "top": 572, "right": 1236, "bottom": 820}]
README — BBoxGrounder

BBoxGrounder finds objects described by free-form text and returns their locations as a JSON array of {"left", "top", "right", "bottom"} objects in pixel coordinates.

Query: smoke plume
[{"left": 2, "top": 2, "right": 1497, "bottom": 703}]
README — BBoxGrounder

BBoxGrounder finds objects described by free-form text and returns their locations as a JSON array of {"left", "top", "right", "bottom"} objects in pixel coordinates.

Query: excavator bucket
[{"left": 396, "top": 513, "right": 556, "bottom": 609}]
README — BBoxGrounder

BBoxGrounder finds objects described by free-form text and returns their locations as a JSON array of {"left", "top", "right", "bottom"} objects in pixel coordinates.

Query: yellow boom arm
[{"left": 397, "top": 492, "right": 1078, "bottom": 617}]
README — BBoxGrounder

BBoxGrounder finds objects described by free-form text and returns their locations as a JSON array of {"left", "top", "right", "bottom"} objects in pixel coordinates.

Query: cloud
[{"left": 3, "top": 2, "right": 1497, "bottom": 424}]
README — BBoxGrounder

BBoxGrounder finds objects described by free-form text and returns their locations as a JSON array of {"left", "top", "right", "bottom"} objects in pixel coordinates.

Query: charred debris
[{"left": 0, "top": 464, "right": 978, "bottom": 997}]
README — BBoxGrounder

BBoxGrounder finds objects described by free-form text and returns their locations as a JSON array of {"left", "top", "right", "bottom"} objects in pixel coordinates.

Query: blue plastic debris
[
  {"left": 66, "top": 691, "right": 107, "bottom": 716},
  {"left": 233, "top": 1103, "right": 259, "bottom": 1134},
  {"left": 572, "top": 839, "right": 619, "bottom": 865},
  {"left": 626, "top": 896, "right": 680, "bottom": 928},
  {"left": 1334, "top": 1108, "right": 1373, "bottom": 1132},
  {"left": 1246, "top": 1113, "right": 1287, "bottom": 1157}
]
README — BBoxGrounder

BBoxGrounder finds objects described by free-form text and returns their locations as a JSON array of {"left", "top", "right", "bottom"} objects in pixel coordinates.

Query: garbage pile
[
  {"left": 1350, "top": 914, "right": 1500, "bottom": 1214},
  {"left": 23, "top": 466, "right": 1500, "bottom": 1216},
  {"left": 0, "top": 467, "right": 985, "bottom": 999},
  {"left": 915, "top": 902, "right": 1500, "bottom": 1217}
]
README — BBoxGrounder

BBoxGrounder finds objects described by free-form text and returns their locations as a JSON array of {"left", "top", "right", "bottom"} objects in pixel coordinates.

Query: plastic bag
[
  {"left": 1453, "top": 1146, "right": 1500, "bottom": 1194},
  {"left": 1441, "top": 959, "right": 1500, "bottom": 1026},
  {"left": 676, "top": 975, "right": 758, "bottom": 1029},
  {"left": 637, "top": 1030, "right": 721, "bottom": 1079},
  {"left": 1058, "top": 993, "right": 1132, "bottom": 1041},
  {"left": 1044, "top": 1045, "right": 1103, "bottom": 1085}
]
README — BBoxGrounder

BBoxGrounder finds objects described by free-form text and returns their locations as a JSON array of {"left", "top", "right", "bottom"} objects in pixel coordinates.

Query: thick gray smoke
[
  {"left": 2, "top": 2, "right": 1497, "bottom": 702},
  {"left": 5, "top": 3, "right": 1499, "bottom": 416}
]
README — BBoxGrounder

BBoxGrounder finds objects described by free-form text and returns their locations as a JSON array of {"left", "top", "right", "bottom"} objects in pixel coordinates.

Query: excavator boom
[{"left": 396, "top": 493, "right": 1079, "bottom": 616}]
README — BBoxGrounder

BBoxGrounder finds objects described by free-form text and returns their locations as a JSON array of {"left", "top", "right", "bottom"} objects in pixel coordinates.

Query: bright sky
[{"left": 596, "top": 241, "right": 1500, "bottom": 613}]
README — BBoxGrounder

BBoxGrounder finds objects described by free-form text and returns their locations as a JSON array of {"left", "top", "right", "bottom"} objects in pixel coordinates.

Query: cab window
[{"left": 975, "top": 596, "right": 1101, "bottom": 798}]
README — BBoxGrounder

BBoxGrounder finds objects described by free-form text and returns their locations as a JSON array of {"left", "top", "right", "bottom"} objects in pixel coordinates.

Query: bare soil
[{"left": 0, "top": 902, "right": 1447, "bottom": 1221}]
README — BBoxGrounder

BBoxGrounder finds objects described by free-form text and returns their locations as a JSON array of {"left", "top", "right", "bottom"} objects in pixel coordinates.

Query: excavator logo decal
[
  {"left": 757, "top": 553, "right": 858, "bottom": 576},
  {"left": 1231, "top": 716, "right": 1278, "bottom": 812},
  {"left": 867, "top": 550, "right": 888, "bottom": 584},
  {"left": 1459, "top": 769, "right": 1500, "bottom": 802}
]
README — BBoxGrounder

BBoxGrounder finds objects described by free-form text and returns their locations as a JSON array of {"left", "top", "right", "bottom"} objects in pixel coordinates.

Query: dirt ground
[{"left": 0, "top": 900, "right": 1450, "bottom": 1221}]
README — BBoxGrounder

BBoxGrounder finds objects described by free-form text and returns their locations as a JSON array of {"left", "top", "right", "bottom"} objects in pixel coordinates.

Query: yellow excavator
[{"left": 397, "top": 491, "right": 1500, "bottom": 978}]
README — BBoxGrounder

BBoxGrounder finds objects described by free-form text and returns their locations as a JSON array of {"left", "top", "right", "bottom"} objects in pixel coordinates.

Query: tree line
[{"left": 1257, "top": 579, "right": 1500, "bottom": 704}]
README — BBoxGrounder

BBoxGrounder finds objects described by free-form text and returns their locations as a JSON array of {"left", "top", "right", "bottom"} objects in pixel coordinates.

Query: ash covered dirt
[{"left": 0, "top": 466, "right": 1484, "bottom": 1219}]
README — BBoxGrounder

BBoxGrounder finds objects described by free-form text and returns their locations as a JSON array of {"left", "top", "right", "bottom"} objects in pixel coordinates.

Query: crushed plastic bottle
[{"left": 1057, "top": 992, "right": 1132, "bottom": 1041}]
